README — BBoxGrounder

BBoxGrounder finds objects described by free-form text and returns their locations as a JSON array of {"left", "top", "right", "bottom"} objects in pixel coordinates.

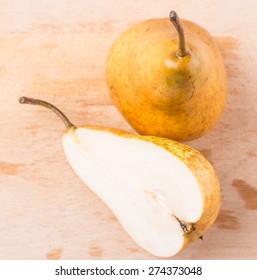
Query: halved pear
[{"left": 19, "top": 96, "right": 221, "bottom": 257}]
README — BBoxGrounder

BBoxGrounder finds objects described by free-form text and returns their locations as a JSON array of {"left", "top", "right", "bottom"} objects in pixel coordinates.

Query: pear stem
[
  {"left": 19, "top": 96, "right": 75, "bottom": 129},
  {"left": 169, "top": 11, "right": 189, "bottom": 58}
]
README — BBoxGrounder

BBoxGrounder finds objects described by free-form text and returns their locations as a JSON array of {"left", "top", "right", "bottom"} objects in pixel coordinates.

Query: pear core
[{"left": 62, "top": 127, "right": 204, "bottom": 257}]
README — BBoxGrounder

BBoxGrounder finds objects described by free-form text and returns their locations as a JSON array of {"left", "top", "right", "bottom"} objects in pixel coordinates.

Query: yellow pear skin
[
  {"left": 106, "top": 11, "right": 227, "bottom": 141},
  {"left": 19, "top": 96, "right": 221, "bottom": 257}
]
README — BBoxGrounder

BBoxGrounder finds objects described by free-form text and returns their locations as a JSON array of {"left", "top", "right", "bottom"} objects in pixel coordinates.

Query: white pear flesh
[{"left": 62, "top": 126, "right": 220, "bottom": 257}]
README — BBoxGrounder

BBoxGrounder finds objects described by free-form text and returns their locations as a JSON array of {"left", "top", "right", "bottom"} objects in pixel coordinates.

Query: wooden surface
[{"left": 0, "top": 0, "right": 257, "bottom": 260}]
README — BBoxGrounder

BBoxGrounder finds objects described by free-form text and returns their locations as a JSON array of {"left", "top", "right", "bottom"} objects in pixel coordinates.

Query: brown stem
[
  {"left": 19, "top": 96, "right": 75, "bottom": 129},
  {"left": 169, "top": 11, "right": 189, "bottom": 57}
]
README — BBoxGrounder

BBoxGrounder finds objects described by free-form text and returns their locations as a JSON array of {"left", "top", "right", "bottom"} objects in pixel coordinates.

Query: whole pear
[{"left": 106, "top": 11, "right": 227, "bottom": 141}]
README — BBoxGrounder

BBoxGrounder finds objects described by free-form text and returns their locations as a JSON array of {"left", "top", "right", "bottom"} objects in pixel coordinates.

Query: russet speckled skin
[
  {"left": 77, "top": 125, "right": 221, "bottom": 253},
  {"left": 106, "top": 18, "right": 227, "bottom": 141}
]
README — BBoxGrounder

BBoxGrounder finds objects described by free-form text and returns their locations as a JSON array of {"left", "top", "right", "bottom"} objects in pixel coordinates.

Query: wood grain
[{"left": 0, "top": 0, "right": 256, "bottom": 259}]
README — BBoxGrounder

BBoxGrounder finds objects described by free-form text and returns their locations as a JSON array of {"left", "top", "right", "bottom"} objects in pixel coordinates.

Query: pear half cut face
[{"left": 62, "top": 127, "right": 205, "bottom": 257}]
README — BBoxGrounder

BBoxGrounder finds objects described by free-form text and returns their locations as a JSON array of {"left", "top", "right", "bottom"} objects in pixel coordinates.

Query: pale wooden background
[{"left": 0, "top": 0, "right": 256, "bottom": 259}]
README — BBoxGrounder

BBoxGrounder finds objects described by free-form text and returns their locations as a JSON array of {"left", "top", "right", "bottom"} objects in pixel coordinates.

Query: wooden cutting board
[{"left": 0, "top": 0, "right": 256, "bottom": 259}]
